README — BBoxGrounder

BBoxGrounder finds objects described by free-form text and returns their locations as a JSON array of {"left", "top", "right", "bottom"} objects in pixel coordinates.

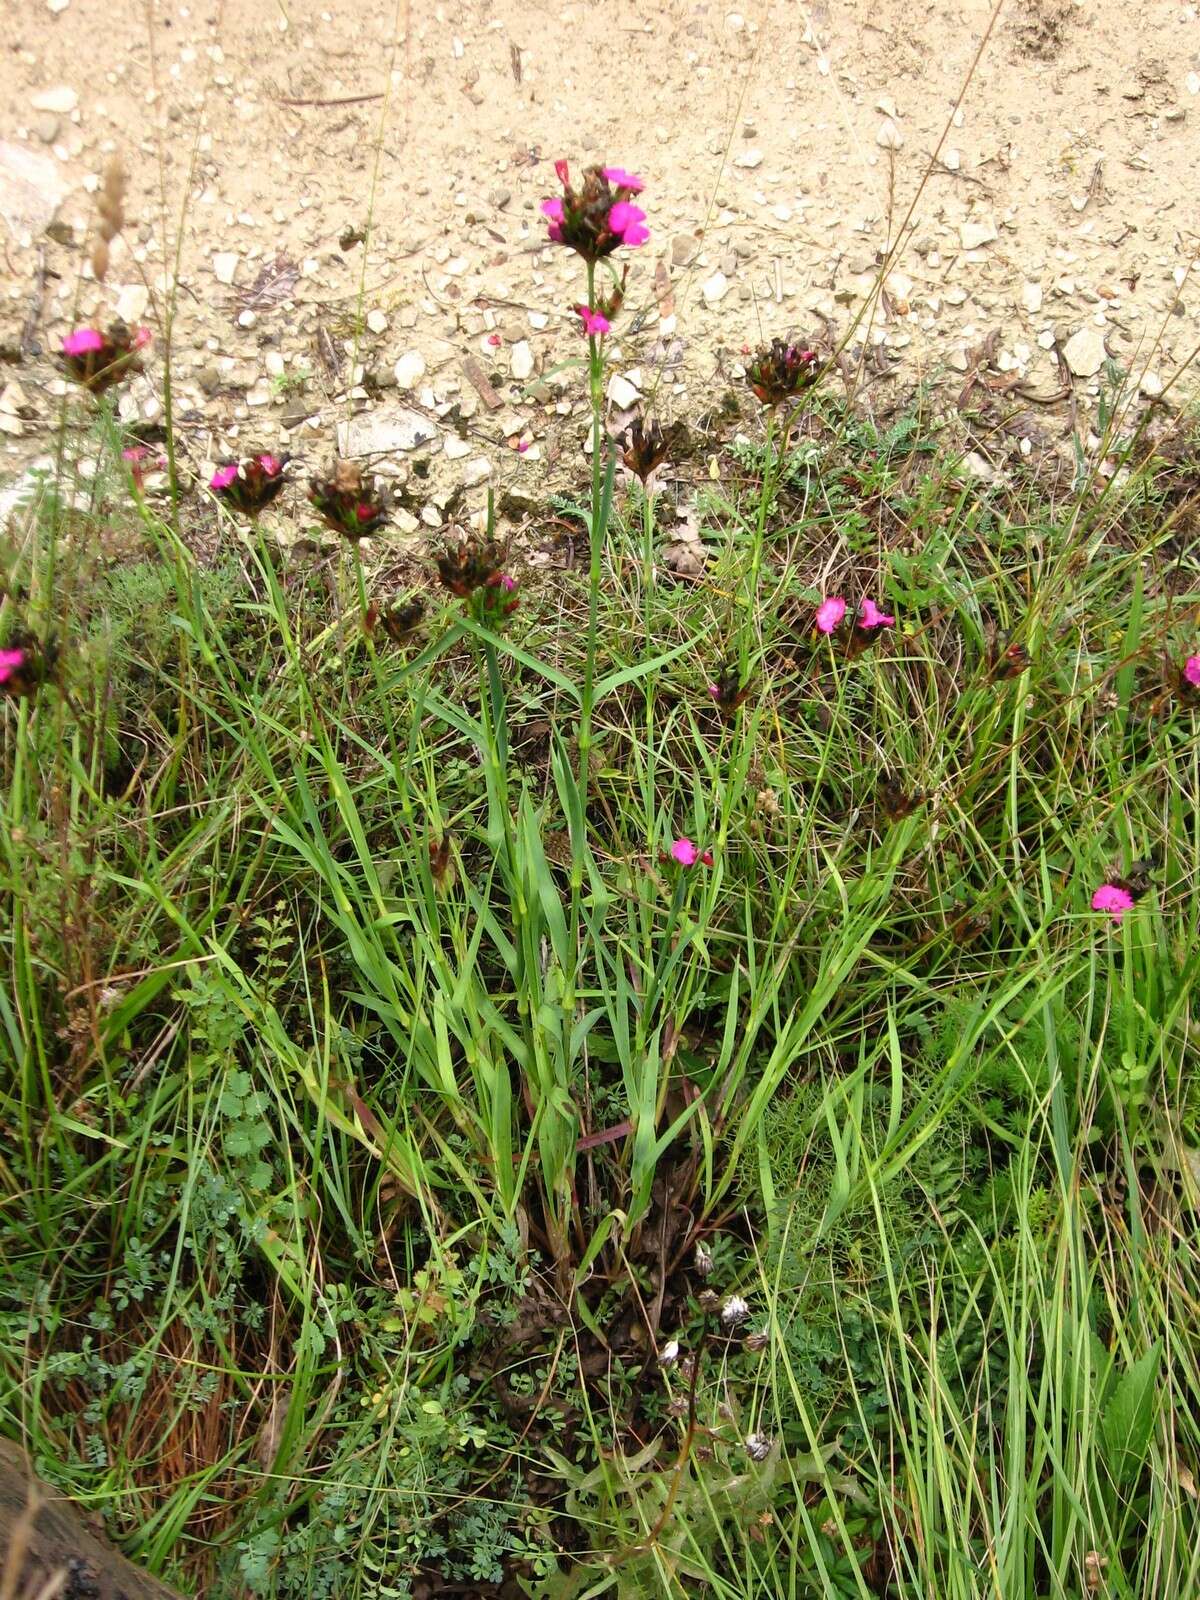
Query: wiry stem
[{"left": 579, "top": 257, "right": 606, "bottom": 786}]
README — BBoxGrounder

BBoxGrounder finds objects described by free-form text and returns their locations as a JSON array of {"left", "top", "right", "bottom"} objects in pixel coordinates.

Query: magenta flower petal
[
  {"left": 815, "top": 596, "right": 847, "bottom": 634},
  {"left": 553, "top": 158, "right": 570, "bottom": 186},
  {"left": 541, "top": 196, "right": 565, "bottom": 223},
  {"left": 258, "top": 453, "right": 283, "bottom": 476},
  {"left": 670, "top": 837, "right": 699, "bottom": 866},
  {"left": 609, "top": 200, "right": 649, "bottom": 246},
  {"left": 210, "top": 463, "right": 239, "bottom": 489},
  {"left": 62, "top": 327, "right": 105, "bottom": 356},
  {"left": 603, "top": 165, "right": 644, "bottom": 192},
  {"left": 0, "top": 647, "right": 26, "bottom": 685},
  {"left": 1091, "top": 884, "right": 1135, "bottom": 923},
  {"left": 1185, "top": 654, "right": 1200, "bottom": 688},
  {"left": 859, "top": 597, "right": 895, "bottom": 629},
  {"left": 574, "top": 304, "right": 610, "bottom": 336}
]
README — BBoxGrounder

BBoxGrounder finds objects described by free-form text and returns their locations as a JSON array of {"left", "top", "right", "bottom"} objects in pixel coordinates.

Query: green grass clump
[{"left": 2, "top": 385, "right": 1199, "bottom": 1600}]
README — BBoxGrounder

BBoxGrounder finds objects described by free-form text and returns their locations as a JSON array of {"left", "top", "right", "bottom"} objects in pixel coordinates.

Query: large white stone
[
  {"left": 337, "top": 407, "right": 436, "bottom": 456},
  {"left": 31, "top": 86, "right": 78, "bottom": 114},
  {"left": 510, "top": 340, "right": 535, "bottom": 381},
  {"left": 959, "top": 219, "right": 997, "bottom": 250},
  {"left": 702, "top": 271, "right": 729, "bottom": 305},
  {"left": 1063, "top": 327, "right": 1106, "bottom": 378},
  {"left": 393, "top": 350, "right": 426, "bottom": 389},
  {"left": 607, "top": 373, "right": 641, "bottom": 409},
  {"left": 0, "top": 140, "right": 68, "bottom": 240},
  {"left": 115, "top": 284, "right": 149, "bottom": 323}
]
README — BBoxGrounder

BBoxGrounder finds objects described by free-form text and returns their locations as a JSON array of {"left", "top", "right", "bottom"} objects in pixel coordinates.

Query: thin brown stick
[{"left": 274, "top": 92, "right": 385, "bottom": 107}]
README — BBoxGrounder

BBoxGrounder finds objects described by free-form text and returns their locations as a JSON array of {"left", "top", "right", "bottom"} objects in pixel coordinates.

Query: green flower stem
[
  {"left": 578, "top": 258, "right": 605, "bottom": 799},
  {"left": 741, "top": 405, "right": 775, "bottom": 681},
  {"left": 641, "top": 482, "right": 656, "bottom": 632}
]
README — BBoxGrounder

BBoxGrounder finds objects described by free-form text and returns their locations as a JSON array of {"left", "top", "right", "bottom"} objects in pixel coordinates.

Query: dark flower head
[
  {"left": 210, "top": 452, "right": 290, "bottom": 516},
  {"left": 875, "top": 775, "right": 925, "bottom": 821},
  {"left": 845, "top": 595, "right": 896, "bottom": 657},
  {"left": 428, "top": 833, "right": 456, "bottom": 891},
  {"left": 541, "top": 162, "right": 649, "bottom": 262},
  {"left": 0, "top": 637, "right": 53, "bottom": 699},
  {"left": 479, "top": 571, "right": 520, "bottom": 623},
  {"left": 435, "top": 536, "right": 506, "bottom": 598},
  {"left": 434, "top": 536, "right": 519, "bottom": 624},
  {"left": 61, "top": 320, "right": 150, "bottom": 393},
  {"left": 309, "top": 461, "right": 388, "bottom": 541},
  {"left": 365, "top": 594, "right": 426, "bottom": 643},
  {"left": 1092, "top": 855, "right": 1155, "bottom": 926},
  {"left": 436, "top": 538, "right": 519, "bottom": 624},
  {"left": 992, "top": 638, "right": 1031, "bottom": 680},
  {"left": 707, "top": 663, "right": 751, "bottom": 719},
  {"left": 621, "top": 416, "right": 670, "bottom": 483},
  {"left": 746, "top": 339, "right": 820, "bottom": 406}
]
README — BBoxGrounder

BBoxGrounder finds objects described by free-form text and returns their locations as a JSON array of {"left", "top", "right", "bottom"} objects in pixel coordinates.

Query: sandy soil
[{"left": 1, "top": 0, "right": 1199, "bottom": 534}]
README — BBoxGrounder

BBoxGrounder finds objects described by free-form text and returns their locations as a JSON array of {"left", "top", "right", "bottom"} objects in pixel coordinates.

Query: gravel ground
[{"left": 2, "top": 0, "right": 1198, "bottom": 538}]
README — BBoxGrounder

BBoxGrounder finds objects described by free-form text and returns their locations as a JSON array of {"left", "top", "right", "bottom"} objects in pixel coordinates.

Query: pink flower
[
  {"left": 0, "top": 647, "right": 26, "bottom": 685},
  {"left": 815, "top": 596, "right": 847, "bottom": 635},
  {"left": 132, "top": 326, "right": 152, "bottom": 348},
  {"left": 62, "top": 327, "right": 104, "bottom": 356},
  {"left": 210, "top": 463, "right": 239, "bottom": 489},
  {"left": 258, "top": 453, "right": 283, "bottom": 476},
  {"left": 498, "top": 574, "right": 517, "bottom": 592},
  {"left": 603, "top": 166, "right": 644, "bottom": 192},
  {"left": 123, "top": 445, "right": 163, "bottom": 489},
  {"left": 670, "top": 838, "right": 713, "bottom": 867},
  {"left": 517, "top": 439, "right": 530, "bottom": 453},
  {"left": 1184, "top": 655, "right": 1200, "bottom": 688},
  {"left": 707, "top": 683, "right": 721, "bottom": 699},
  {"left": 540, "top": 195, "right": 565, "bottom": 243},
  {"left": 1092, "top": 884, "right": 1135, "bottom": 924},
  {"left": 858, "top": 597, "right": 894, "bottom": 629},
  {"left": 554, "top": 158, "right": 570, "bottom": 185},
  {"left": 574, "top": 304, "right": 611, "bottom": 337},
  {"left": 608, "top": 200, "right": 649, "bottom": 247},
  {"left": 487, "top": 332, "right": 502, "bottom": 348}
]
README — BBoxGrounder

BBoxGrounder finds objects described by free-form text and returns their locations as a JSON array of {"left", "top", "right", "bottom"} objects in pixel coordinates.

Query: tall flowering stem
[
  {"left": 579, "top": 258, "right": 608, "bottom": 808},
  {"left": 535, "top": 160, "right": 647, "bottom": 1265},
  {"left": 741, "top": 346, "right": 821, "bottom": 680},
  {"left": 540, "top": 160, "right": 648, "bottom": 882}
]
